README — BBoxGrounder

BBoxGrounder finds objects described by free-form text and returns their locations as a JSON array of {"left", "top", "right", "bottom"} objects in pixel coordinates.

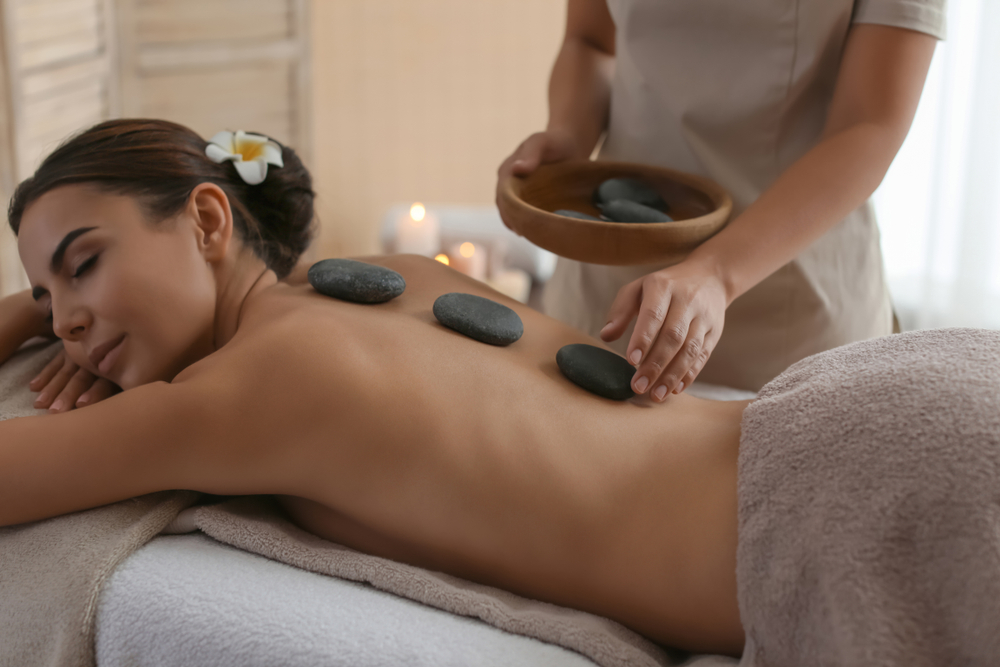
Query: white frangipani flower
[{"left": 205, "top": 130, "right": 284, "bottom": 185}]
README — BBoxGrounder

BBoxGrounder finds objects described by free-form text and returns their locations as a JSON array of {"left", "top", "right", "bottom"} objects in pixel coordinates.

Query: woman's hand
[
  {"left": 600, "top": 259, "right": 728, "bottom": 401},
  {"left": 496, "top": 128, "right": 581, "bottom": 231},
  {"left": 30, "top": 348, "right": 119, "bottom": 413}
]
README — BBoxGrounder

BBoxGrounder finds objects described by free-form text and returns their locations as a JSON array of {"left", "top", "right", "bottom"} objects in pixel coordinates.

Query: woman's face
[{"left": 18, "top": 184, "right": 219, "bottom": 390}]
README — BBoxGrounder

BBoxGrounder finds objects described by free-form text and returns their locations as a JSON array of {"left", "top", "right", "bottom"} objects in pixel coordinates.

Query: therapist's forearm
[
  {"left": 688, "top": 122, "right": 904, "bottom": 305},
  {"left": 546, "top": 37, "right": 615, "bottom": 158}
]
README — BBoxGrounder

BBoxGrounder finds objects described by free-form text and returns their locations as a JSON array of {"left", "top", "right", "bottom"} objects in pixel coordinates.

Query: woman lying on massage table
[
  {"left": 0, "top": 118, "right": 746, "bottom": 656},
  {"left": 2, "top": 119, "right": 998, "bottom": 664}
]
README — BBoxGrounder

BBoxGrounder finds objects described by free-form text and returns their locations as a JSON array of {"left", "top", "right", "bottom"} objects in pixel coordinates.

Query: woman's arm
[
  {"left": 602, "top": 24, "right": 938, "bottom": 400},
  {"left": 0, "top": 370, "right": 282, "bottom": 527},
  {"left": 0, "top": 381, "right": 186, "bottom": 526}
]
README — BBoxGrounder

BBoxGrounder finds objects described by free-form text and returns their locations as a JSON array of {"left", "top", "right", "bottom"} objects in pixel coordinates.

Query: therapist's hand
[
  {"left": 496, "top": 128, "right": 581, "bottom": 231},
  {"left": 600, "top": 259, "right": 728, "bottom": 401}
]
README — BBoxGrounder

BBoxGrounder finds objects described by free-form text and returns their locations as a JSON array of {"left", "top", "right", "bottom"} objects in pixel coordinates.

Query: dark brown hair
[{"left": 7, "top": 118, "right": 315, "bottom": 278}]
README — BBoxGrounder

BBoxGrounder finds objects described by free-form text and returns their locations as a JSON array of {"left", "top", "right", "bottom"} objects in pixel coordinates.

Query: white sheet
[{"left": 96, "top": 534, "right": 601, "bottom": 667}]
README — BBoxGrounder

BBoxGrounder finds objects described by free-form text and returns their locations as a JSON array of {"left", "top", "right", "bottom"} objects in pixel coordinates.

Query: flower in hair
[{"left": 205, "top": 130, "right": 284, "bottom": 185}]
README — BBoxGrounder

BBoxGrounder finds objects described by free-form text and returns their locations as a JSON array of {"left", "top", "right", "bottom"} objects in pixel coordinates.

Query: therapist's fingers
[
  {"left": 646, "top": 319, "right": 715, "bottom": 400},
  {"left": 628, "top": 293, "right": 692, "bottom": 395},
  {"left": 498, "top": 132, "right": 548, "bottom": 183},
  {"left": 499, "top": 130, "right": 579, "bottom": 180},
  {"left": 624, "top": 272, "right": 681, "bottom": 370},
  {"left": 509, "top": 133, "right": 550, "bottom": 176},
  {"left": 679, "top": 325, "right": 723, "bottom": 391},
  {"left": 599, "top": 278, "right": 644, "bottom": 343}
]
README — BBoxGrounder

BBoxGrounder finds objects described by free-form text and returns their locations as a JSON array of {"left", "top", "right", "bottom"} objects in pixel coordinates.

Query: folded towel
[
  {"left": 0, "top": 341, "right": 200, "bottom": 667},
  {"left": 737, "top": 328, "right": 1000, "bottom": 666}
]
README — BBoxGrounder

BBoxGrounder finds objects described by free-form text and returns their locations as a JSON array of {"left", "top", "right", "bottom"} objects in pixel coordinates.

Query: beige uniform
[{"left": 542, "top": 0, "right": 947, "bottom": 391}]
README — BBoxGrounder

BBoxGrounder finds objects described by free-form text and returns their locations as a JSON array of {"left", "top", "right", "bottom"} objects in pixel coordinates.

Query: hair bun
[{"left": 223, "top": 139, "right": 315, "bottom": 278}]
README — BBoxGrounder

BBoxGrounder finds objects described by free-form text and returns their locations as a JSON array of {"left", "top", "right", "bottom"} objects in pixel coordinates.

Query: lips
[{"left": 89, "top": 334, "right": 126, "bottom": 372}]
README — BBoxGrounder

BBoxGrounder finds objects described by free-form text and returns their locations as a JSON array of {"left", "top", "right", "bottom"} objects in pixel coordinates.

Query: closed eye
[{"left": 72, "top": 254, "right": 99, "bottom": 279}]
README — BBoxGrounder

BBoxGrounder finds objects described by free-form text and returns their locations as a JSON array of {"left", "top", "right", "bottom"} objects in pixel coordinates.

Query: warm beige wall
[{"left": 309, "top": 0, "right": 565, "bottom": 259}]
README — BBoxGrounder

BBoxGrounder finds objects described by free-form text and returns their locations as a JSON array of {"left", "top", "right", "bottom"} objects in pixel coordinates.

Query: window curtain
[{"left": 875, "top": 0, "right": 1000, "bottom": 331}]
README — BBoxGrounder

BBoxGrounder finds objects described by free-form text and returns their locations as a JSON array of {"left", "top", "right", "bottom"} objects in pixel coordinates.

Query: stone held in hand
[
  {"left": 598, "top": 199, "right": 673, "bottom": 224},
  {"left": 595, "top": 177, "right": 668, "bottom": 211},
  {"left": 553, "top": 209, "right": 602, "bottom": 222},
  {"left": 308, "top": 258, "right": 406, "bottom": 304},
  {"left": 433, "top": 292, "right": 524, "bottom": 346},
  {"left": 556, "top": 344, "right": 636, "bottom": 401}
]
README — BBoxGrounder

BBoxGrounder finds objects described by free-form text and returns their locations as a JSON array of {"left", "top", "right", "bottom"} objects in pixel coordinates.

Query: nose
[{"left": 51, "top": 297, "right": 91, "bottom": 342}]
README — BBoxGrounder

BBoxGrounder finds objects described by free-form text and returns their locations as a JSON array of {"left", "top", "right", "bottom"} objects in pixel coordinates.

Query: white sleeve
[{"left": 852, "top": 0, "right": 947, "bottom": 40}]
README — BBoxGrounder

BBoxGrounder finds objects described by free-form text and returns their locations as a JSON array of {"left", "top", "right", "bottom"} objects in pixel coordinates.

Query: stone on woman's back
[
  {"left": 556, "top": 344, "right": 636, "bottom": 401},
  {"left": 433, "top": 293, "right": 524, "bottom": 346},
  {"left": 308, "top": 259, "right": 406, "bottom": 304}
]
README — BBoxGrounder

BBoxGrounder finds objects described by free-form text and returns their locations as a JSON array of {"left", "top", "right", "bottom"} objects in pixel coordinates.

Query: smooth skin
[
  {"left": 1, "top": 183, "right": 749, "bottom": 655},
  {"left": 497, "top": 0, "right": 937, "bottom": 402}
]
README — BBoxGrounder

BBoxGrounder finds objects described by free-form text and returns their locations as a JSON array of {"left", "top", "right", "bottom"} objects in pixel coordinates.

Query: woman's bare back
[{"left": 169, "top": 254, "right": 745, "bottom": 653}]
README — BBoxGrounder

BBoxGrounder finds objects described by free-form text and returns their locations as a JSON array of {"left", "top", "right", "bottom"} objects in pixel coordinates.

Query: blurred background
[{"left": 0, "top": 0, "right": 996, "bottom": 330}]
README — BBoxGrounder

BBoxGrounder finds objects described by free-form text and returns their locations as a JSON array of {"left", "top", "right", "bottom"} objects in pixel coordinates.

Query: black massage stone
[
  {"left": 553, "top": 209, "right": 602, "bottom": 222},
  {"left": 308, "top": 259, "right": 406, "bottom": 304},
  {"left": 598, "top": 199, "right": 673, "bottom": 224},
  {"left": 433, "top": 293, "right": 524, "bottom": 346},
  {"left": 556, "top": 344, "right": 635, "bottom": 401},
  {"left": 595, "top": 177, "right": 668, "bottom": 211}
]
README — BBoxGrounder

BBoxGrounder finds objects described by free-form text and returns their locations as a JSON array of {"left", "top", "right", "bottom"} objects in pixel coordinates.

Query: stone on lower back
[{"left": 556, "top": 344, "right": 636, "bottom": 401}]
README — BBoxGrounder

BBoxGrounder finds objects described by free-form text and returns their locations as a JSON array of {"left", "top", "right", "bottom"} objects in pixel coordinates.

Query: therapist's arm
[
  {"left": 497, "top": 0, "right": 615, "bottom": 224},
  {"left": 602, "top": 24, "right": 938, "bottom": 400}
]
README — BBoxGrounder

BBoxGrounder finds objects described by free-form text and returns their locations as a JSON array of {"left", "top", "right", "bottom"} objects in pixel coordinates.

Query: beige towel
[
  {"left": 737, "top": 328, "right": 1000, "bottom": 666},
  {"left": 0, "top": 341, "right": 673, "bottom": 667},
  {"left": 0, "top": 341, "right": 200, "bottom": 667}
]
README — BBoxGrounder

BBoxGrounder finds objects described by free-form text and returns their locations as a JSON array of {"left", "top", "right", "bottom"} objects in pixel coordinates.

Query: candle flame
[
  {"left": 459, "top": 242, "right": 476, "bottom": 258},
  {"left": 434, "top": 253, "right": 450, "bottom": 266},
  {"left": 410, "top": 203, "right": 426, "bottom": 224}
]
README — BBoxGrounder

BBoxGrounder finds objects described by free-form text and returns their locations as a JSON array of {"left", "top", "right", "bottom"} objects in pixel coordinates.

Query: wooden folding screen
[{"left": 0, "top": 0, "right": 310, "bottom": 297}]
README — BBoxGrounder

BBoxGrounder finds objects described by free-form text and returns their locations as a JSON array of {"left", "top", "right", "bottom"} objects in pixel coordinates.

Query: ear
[{"left": 185, "top": 183, "right": 234, "bottom": 264}]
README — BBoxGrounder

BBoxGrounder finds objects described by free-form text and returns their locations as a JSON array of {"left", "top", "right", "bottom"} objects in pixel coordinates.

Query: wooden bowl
[{"left": 498, "top": 159, "right": 733, "bottom": 266}]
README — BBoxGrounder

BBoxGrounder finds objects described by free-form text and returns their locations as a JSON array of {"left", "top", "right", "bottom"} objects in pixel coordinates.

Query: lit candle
[
  {"left": 447, "top": 241, "right": 487, "bottom": 281},
  {"left": 395, "top": 202, "right": 440, "bottom": 257}
]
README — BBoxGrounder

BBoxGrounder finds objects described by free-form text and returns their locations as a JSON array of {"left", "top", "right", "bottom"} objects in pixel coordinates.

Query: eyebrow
[{"left": 31, "top": 226, "right": 98, "bottom": 301}]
